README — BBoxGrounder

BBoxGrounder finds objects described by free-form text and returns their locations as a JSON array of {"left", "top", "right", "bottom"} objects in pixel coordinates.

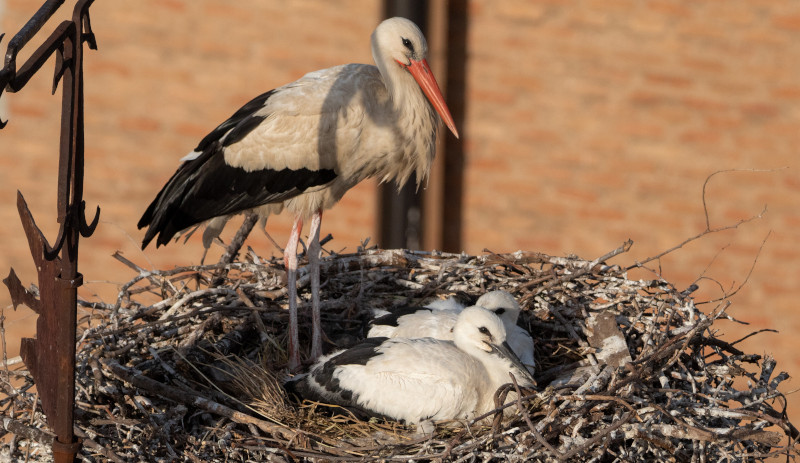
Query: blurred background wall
[{"left": 1, "top": 0, "right": 798, "bottom": 417}]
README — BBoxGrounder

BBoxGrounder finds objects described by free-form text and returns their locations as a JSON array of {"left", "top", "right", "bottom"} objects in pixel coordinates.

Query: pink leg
[
  {"left": 307, "top": 209, "right": 323, "bottom": 361},
  {"left": 285, "top": 216, "right": 303, "bottom": 371}
]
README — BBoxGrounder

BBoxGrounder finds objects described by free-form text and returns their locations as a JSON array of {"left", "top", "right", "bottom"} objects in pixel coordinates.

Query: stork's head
[
  {"left": 371, "top": 17, "right": 458, "bottom": 138},
  {"left": 372, "top": 17, "right": 429, "bottom": 68},
  {"left": 476, "top": 290, "right": 522, "bottom": 326},
  {"left": 453, "top": 307, "right": 535, "bottom": 385},
  {"left": 453, "top": 306, "right": 508, "bottom": 353}
]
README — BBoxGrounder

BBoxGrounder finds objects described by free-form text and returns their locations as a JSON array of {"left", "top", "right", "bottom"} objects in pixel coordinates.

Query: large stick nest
[{"left": 1, "top": 242, "right": 798, "bottom": 462}]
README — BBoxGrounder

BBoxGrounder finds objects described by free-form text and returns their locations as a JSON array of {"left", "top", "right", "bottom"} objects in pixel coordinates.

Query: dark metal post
[
  {"left": 440, "top": 0, "right": 467, "bottom": 252},
  {"left": 0, "top": 1, "right": 99, "bottom": 461},
  {"left": 379, "top": 0, "right": 429, "bottom": 250}
]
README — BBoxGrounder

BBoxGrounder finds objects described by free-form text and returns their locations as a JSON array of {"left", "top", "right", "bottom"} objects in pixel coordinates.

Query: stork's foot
[
  {"left": 287, "top": 352, "right": 301, "bottom": 373},
  {"left": 310, "top": 342, "right": 323, "bottom": 363},
  {"left": 308, "top": 209, "right": 323, "bottom": 363},
  {"left": 285, "top": 216, "right": 304, "bottom": 373}
]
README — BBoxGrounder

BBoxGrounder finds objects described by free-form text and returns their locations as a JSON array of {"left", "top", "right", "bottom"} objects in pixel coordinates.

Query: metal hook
[
  {"left": 52, "top": 44, "right": 68, "bottom": 95},
  {"left": 43, "top": 222, "right": 67, "bottom": 261},
  {"left": 81, "top": 12, "right": 97, "bottom": 50},
  {"left": 0, "top": 33, "right": 8, "bottom": 129},
  {"left": 79, "top": 201, "right": 100, "bottom": 238}
]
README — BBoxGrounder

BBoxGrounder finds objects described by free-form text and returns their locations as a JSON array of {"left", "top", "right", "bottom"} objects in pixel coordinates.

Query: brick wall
[
  {"left": 1, "top": 0, "right": 799, "bottom": 421},
  {"left": 460, "top": 1, "right": 800, "bottom": 382}
]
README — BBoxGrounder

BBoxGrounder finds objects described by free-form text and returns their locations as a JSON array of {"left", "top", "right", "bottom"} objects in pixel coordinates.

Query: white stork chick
[
  {"left": 137, "top": 17, "right": 458, "bottom": 371},
  {"left": 424, "top": 296, "right": 467, "bottom": 312},
  {"left": 286, "top": 307, "right": 535, "bottom": 429},
  {"left": 367, "top": 290, "right": 536, "bottom": 372}
]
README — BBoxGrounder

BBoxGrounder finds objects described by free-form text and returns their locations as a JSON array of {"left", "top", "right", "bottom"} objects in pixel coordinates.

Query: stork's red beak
[{"left": 404, "top": 58, "right": 459, "bottom": 139}]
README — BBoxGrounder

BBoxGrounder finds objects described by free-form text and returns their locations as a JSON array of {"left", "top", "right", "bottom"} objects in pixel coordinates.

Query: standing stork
[{"left": 137, "top": 17, "right": 458, "bottom": 371}]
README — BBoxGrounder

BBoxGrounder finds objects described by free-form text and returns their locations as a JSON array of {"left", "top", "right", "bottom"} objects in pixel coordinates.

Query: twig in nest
[
  {"left": 100, "top": 359, "right": 300, "bottom": 442},
  {"left": 701, "top": 167, "right": 786, "bottom": 230},
  {"left": 629, "top": 167, "right": 780, "bottom": 279},
  {"left": 509, "top": 373, "right": 559, "bottom": 458},
  {"left": 523, "top": 239, "right": 633, "bottom": 293},
  {"left": 697, "top": 230, "right": 771, "bottom": 305}
]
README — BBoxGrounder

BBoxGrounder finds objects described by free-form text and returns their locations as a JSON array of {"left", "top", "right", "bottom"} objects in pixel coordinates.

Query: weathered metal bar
[
  {"left": 0, "top": 1, "right": 98, "bottom": 461},
  {"left": 5, "top": 22, "right": 73, "bottom": 93},
  {"left": 3, "top": 0, "right": 65, "bottom": 69}
]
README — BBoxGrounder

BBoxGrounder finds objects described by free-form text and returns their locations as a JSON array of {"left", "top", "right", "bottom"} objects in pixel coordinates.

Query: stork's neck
[
  {"left": 372, "top": 57, "right": 439, "bottom": 189},
  {"left": 479, "top": 351, "right": 521, "bottom": 390},
  {"left": 455, "top": 334, "right": 518, "bottom": 392},
  {"left": 461, "top": 347, "right": 524, "bottom": 416}
]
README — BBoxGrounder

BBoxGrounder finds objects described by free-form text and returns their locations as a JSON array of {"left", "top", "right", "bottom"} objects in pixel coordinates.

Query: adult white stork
[
  {"left": 367, "top": 290, "right": 536, "bottom": 372},
  {"left": 286, "top": 307, "right": 536, "bottom": 430},
  {"left": 137, "top": 17, "right": 458, "bottom": 371}
]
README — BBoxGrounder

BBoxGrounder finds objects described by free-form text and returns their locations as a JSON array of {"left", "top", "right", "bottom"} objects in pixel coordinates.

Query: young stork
[
  {"left": 286, "top": 307, "right": 536, "bottom": 430},
  {"left": 137, "top": 18, "right": 458, "bottom": 371},
  {"left": 367, "top": 290, "right": 536, "bottom": 372}
]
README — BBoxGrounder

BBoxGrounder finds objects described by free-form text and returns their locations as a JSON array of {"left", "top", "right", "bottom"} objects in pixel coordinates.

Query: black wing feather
[
  {"left": 284, "top": 338, "right": 394, "bottom": 421},
  {"left": 297, "top": 337, "right": 388, "bottom": 400},
  {"left": 138, "top": 90, "right": 337, "bottom": 249},
  {"left": 369, "top": 306, "right": 430, "bottom": 329},
  {"left": 193, "top": 90, "right": 276, "bottom": 153}
]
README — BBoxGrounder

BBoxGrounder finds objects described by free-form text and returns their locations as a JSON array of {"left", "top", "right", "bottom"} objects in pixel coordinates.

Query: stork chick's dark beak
[{"left": 491, "top": 341, "right": 537, "bottom": 386}]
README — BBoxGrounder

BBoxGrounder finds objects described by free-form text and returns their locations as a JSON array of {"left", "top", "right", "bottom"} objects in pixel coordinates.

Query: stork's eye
[
  {"left": 493, "top": 308, "right": 506, "bottom": 316},
  {"left": 478, "top": 326, "right": 490, "bottom": 335},
  {"left": 402, "top": 37, "right": 414, "bottom": 52}
]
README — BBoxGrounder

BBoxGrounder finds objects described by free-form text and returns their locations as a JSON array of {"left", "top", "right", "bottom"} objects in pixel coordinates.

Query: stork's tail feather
[{"left": 282, "top": 374, "right": 394, "bottom": 422}]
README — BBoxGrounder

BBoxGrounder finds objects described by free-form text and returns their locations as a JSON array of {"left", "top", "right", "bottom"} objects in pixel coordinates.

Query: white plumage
[
  {"left": 287, "top": 307, "right": 535, "bottom": 427},
  {"left": 367, "top": 290, "right": 536, "bottom": 372},
  {"left": 138, "top": 17, "right": 457, "bottom": 371}
]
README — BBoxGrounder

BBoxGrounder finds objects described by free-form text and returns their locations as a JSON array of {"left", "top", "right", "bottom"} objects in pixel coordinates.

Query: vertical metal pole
[
  {"left": 0, "top": 1, "right": 98, "bottom": 461},
  {"left": 440, "top": 0, "right": 467, "bottom": 252},
  {"left": 378, "top": 0, "right": 428, "bottom": 250},
  {"left": 52, "top": 27, "right": 80, "bottom": 458}
]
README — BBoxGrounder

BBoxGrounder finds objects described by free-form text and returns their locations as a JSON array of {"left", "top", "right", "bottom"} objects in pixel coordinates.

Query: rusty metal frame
[{"left": 0, "top": 0, "right": 99, "bottom": 461}]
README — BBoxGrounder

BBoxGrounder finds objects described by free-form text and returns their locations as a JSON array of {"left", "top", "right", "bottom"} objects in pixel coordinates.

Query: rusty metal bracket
[{"left": 0, "top": 1, "right": 99, "bottom": 461}]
